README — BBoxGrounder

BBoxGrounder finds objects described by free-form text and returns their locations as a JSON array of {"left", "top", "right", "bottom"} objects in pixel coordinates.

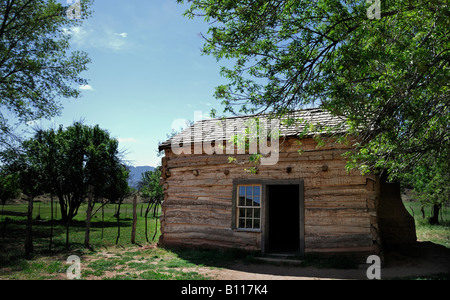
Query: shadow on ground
[{"left": 171, "top": 241, "right": 450, "bottom": 280}]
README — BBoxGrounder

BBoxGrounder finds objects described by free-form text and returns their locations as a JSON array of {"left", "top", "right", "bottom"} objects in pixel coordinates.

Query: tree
[
  {"left": 1, "top": 122, "right": 130, "bottom": 247},
  {"left": 139, "top": 168, "right": 164, "bottom": 241},
  {"left": 0, "top": 170, "right": 20, "bottom": 205},
  {"left": 106, "top": 164, "right": 131, "bottom": 245},
  {"left": 402, "top": 150, "right": 449, "bottom": 225},
  {"left": 35, "top": 122, "right": 128, "bottom": 224},
  {"left": 0, "top": 0, "right": 93, "bottom": 150},
  {"left": 178, "top": 0, "right": 449, "bottom": 177},
  {"left": 139, "top": 168, "right": 164, "bottom": 202},
  {"left": 1, "top": 136, "right": 48, "bottom": 256}
]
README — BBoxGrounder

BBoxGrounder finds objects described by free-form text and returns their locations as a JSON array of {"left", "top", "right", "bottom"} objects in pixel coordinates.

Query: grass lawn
[
  {"left": 0, "top": 199, "right": 448, "bottom": 280},
  {"left": 403, "top": 200, "right": 450, "bottom": 248},
  {"left": 0, "top": 200, "right": 173, "bottom": 279},
  {"left": 0, "top": 199, "right": 252, "bottom": 280}
]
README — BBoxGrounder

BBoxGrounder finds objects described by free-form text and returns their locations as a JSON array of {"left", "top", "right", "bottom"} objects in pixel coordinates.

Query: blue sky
[{"left": 50, "top": 0, "right": 231, "bottom": 167}]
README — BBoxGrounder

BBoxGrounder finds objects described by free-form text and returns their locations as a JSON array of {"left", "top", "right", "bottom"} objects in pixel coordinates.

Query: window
[{"left": 236, "top": 185, "right": 261, "bottom": 230}]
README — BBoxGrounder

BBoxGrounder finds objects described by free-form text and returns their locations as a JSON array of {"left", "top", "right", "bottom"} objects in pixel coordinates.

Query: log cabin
[{"left": 158, "top": 108, "right": 416, "bottom": 258}]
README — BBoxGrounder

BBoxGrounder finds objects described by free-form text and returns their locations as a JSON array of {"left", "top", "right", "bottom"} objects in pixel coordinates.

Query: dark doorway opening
[{"left": 267, "top": 185, "right": 300, "bottom": 254}]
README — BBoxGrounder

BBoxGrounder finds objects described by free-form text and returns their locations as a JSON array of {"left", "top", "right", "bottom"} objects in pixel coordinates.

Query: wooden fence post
[
  {"left": 49, "top": 195, "right": 54, "bottom": 251},
  {"left": 131, "top": 194, "right": 137, "bottom": 244},
  {"left": 84, "top": 186, "right": 93, "bottom": 249},
  {"left": 115, "top": 201, "right": 122, "bottom": 245},
  {"left": 25, "top": 195, "right": 33, "bottom": 257}
]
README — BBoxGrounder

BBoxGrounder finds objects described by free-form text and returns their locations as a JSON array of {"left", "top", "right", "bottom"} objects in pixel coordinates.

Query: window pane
[
  {"left": 254, "top": 186, "right": 260, "bottom": 196},
  {"left": 236, "top": 185, "right": 262, "bottom": 229},
  {"left": 239, "top": 196, "right": 245, "bottom": 206},
  {"left": 254, "top": 219, "right": 260, "bottom": 229},
  {"left": 239, "top": 186, "right": 245, "bottom": 196},
  {"left": 246, "top": 219, "right": 252, "bottom": 229}
]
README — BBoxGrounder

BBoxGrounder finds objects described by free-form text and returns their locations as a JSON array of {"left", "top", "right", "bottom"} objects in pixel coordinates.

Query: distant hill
[{"left": 127, "top": 166, "right": 155, "bottom": 189}]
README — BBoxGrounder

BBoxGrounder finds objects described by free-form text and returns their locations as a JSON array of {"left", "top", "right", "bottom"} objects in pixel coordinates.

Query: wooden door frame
[{"left": 232, "top": 179, "right": 305, "bottom": 255}]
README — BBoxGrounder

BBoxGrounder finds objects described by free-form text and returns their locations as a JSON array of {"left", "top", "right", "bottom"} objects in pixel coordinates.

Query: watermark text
[
  {"left": 66, "top": 0, "right": 82, "bottom": 20},
  {"left": 66, "top": 255, "right": 81, "bottom": 280},
  {"left": 170, "top": 111, "right": 280, "bottom": 165},
  {"left": 366, "top": 255, "right": 381, "bottom": 279},
  {"left": 367, "top": 0, "right": 381, "bottom": 19}
]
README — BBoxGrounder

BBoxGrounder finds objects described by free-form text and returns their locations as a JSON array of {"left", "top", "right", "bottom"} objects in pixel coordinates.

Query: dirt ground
[
  {"left": 72, "top": 241, "right": 450, "bottom": 280},
  {"left": 197, "top": 242, "right": 450, "bottom": 280}
]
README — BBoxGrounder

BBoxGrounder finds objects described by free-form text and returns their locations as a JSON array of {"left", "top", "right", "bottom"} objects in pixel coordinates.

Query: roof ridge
[
  {"left": 195, "top": 107, "right": 324, "bottom": 123},
  {"left": 159, "top": 108, "right": 346, "bottom": 150}
]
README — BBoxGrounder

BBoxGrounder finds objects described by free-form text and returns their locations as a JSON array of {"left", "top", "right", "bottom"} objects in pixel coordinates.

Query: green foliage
[
  {"left": 1, "top": 122, "right": 129, "bottom": 223},
  {"left": 139, "top": 168, "right": 163, "bottom": 204},
  {"left": 402, "top": 150, "right": 449, "bottom": 224},
  {"left": 225, "top": 116, "right": 280, "bottom": 171},
  {"left": 0, "top": 0, "right": 93, "bottom": 149},
  {"left": 0, "top": 201, "right": 165, "bottom": 279},
  {"left": 405, "top": 155, "right": 449, "bottom": 206},
  {"left": 0, "top": 170, "right": 20, "bottom": 204},
  {"left": 138, "top": 168, "right": 164, "bottom": 238},
  {"left": 178, "top": 0, "right": 449, "bottom": 177},
  {"left": 404, "top": 200, "right": 449, "bottom": 247}
]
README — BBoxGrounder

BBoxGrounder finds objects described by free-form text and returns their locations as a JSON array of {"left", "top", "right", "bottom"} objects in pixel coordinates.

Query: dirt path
[
  {"left": 76, "top": 241, "right": 449, "bottom": 280},
  {"left": 197, "top": 242, "right": 450, "bottom": 280}
]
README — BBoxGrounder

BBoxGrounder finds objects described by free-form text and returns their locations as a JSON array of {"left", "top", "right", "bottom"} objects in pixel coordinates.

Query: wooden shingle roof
[{"left": 159, "top": 108, "right": 347, "bottom": 150}]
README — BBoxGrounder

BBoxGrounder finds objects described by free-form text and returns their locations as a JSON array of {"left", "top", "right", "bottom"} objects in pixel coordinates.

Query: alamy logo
[
  {"left": 366, "top": 255, "right": 381, "bottom": 279},
  {"left": 367, "top": 0, "right": 381, "bottom": 19},
  {"left": 170, "top": 111, "right": 280, "bottom": 165},
  {"left": 66, "top": 0, "right": 82, "bottom": 20},
  {"left": 66, "top": 255, "right": 81, "bottom": 280}
]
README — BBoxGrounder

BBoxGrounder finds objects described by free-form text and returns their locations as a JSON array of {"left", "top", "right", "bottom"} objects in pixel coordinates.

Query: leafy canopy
[
  {"left": 139, "top": 168, "right": 163, "bottom": 203},
  {"left": 178, "top": 0, "right": 449, "bottom": 177},
  {"left": 0, "top": 0, "right": 93, "bottom": 148},
  {"left": 2, "top": 122, "right": 129, "bottom": 223}
]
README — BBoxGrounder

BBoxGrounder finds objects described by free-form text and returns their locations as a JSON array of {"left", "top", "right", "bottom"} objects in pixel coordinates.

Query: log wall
[{"left": 159, "top": 137, "right": 381, "bottom": 255}]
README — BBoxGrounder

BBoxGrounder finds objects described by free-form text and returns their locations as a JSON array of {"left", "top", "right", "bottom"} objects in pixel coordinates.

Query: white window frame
[{"left": 235, "top": 184, "right": 262, "bottom": 230}]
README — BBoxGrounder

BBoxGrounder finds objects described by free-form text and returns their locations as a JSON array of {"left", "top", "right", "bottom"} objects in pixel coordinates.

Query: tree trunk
[
  {"left": 1, "top": 203, "right": 5, "bottom": 238},
  {"left": 115, "top": 202, "right": 122, "bottom": 245},
  {"left": 65, "top": 205, "right": 75, "bottom": 249},
  {"left": 65, "top": 221, "right": 70, "bottom": 249},
  {"left": 49, "top": 195, "right": 54, "bottom": 251},
  {"left": 84, "top": 186, "right": 93, "bottom": 249},
  {"left": 144, "top": 201, "right": 152, "bottom": 243},
  {"left": 58, "top": 194, "right": 68, "bottom": 223},
  {"left": 152, "top": 203, "right": 159, "bottom": 241},
  {"left": 429, "top": 203, "right": 441, "bottom": 225},
  {"left": 131, "top": 194, "right": 137, "bottom": 244},
  {"left": 101, "top": 203, "right": 104, "bottom": 239},
  {"left": 25, "top": 195, "right": 33, "bottom": 257}
]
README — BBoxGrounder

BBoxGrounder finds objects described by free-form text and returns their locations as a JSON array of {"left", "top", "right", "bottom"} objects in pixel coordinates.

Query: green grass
[
  {"left": 1, "top": 200, "right": 448, "bottom": 280},
  {"left": 0, "top": 200, "right": 247, "bottom": 280},
  {"left": 403, "top": 201, "right": 450, "bottom": 248},
  {"left": 1, "top": 201, "right": 161, "bottom": 249},
  {"left": 0, "top": 200, "right": 169, "bottom": 279}
]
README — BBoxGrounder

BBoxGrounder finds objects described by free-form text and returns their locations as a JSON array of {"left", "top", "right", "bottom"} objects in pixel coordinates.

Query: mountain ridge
[{"left": 127, "top": 165, "right": 155, "bottom": 188}]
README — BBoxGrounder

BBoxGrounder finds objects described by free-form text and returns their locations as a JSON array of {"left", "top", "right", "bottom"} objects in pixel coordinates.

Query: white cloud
[
  {"left": 64, "top": 25, "right": 129, "bottom": 51},
  {"left": 79, "top": 84, "right": 95, "bottom": 91},
  {"left": 115, "top": 32, "right": 128, "bottom": 38},
  {"left": 107, "top": 32, "right": 128, "bottom": 51},
  {"left": 63, "top": 26, "right": 91, "bottom": 46},
  {"left": 118, "top": 137, "right": 137, "bottom": 143}
]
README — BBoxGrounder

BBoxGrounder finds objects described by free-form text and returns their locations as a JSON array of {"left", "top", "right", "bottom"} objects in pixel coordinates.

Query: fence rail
[{"left": 0, "top": 211, "right": 29, "bottom": 217}]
